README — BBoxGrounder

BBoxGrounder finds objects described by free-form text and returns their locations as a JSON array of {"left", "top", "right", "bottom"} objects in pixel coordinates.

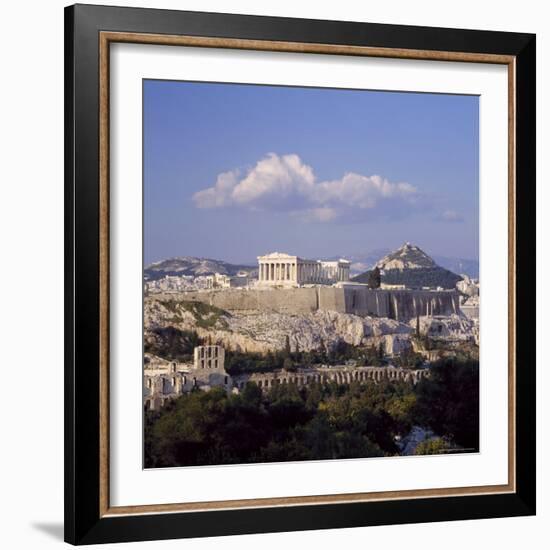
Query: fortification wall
[
  {"left": 318, "top": 287, "right": 346, "bottom": 313},
  {"left": 168, "top": 287, "right": 459, "bottom": 321},
  {"left": 387, "top": 290, "right": 459, "bottom": 321},
  {"left": 343, "top": 288, "right": 391, "bottom": 317},
  {"left": 178, "top": 287, "right": 319, "bottom": 314},
  {"left": 341, "top": 288, "right": 459, "bottom": 321}
]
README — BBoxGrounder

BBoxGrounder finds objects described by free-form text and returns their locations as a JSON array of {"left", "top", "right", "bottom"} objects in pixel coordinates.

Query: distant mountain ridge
[
  {"left": 145, "top": 247, "right": 478, "bottom": 285},
  {"left": 351, "top": 243, "right": 462, "bottom": 289},
  {"left": 144, "top": 257, "right": 256, "bottom": 281},
  {"left": 346, "top": 248, "right": 478, "bottom": 279}
]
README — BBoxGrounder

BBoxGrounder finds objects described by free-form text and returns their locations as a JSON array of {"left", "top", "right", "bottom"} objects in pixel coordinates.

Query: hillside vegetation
[{"left": 145, "top": 357, "right": 479, "bottom": 467}]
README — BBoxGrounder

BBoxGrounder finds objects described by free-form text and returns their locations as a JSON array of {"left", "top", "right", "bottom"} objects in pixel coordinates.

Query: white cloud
[
  {"left": 192, "top": 169, "right": 240, "bottom": 208},
  {"left": 232, "top": 153, "right": 315, "bottom": 208},
  {"left": 438, "top": 209, "right": 464, "bottom": 223},
  {"left": 301, "top": 207, "right": 338, "bottom": 222},
  {"left": 192, "top": 153, "right": 420, "bottom": 222}
]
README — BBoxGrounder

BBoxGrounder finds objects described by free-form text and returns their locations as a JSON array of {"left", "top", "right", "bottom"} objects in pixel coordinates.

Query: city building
[
  {"left": 456, "top": 275, "right": 480, "bottom": 296},
  {"left": 380, "top": 283, "right": 407, "bottom": 290},
  {"left": 206, "top": 272, "right": 253, "bottom": 289}
]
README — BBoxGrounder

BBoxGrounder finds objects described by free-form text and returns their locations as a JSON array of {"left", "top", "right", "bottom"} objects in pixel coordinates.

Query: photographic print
[
  {"left": 143, "top": 80, "right": 480, "bottom": 469},
  {"left": 65, "top": 8, "right": 535, "bottom": 542}
]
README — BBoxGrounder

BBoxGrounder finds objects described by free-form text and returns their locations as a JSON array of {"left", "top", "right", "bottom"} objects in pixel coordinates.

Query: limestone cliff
[{"left": 144, "top": 297, "right": 413, "bottom": 354}]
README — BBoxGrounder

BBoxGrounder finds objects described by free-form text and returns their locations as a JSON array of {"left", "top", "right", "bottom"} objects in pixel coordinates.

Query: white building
[
  {"left": 380, "top": 283, "right": 407, "bottom": 290},
  {"left": 206, "top": 272, "right": 253, "bottom": 289},
  {"left": 257, "top": 252, "right": 350, "bottom": 287}
]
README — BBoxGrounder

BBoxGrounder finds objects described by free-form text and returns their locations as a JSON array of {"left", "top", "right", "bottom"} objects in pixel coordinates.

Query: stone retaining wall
[{"left": 158, "top": 287, "right": 459, "bottom": 321}]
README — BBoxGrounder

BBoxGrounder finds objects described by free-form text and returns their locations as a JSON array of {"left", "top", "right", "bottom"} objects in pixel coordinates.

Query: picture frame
[{"left": 64, "top": 3, "right": 536, "bottom": 545}]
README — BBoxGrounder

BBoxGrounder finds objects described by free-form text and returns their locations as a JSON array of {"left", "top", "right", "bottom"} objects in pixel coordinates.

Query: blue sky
[{"left": 144, "top": 80, "right": 479, "bottom": 266}]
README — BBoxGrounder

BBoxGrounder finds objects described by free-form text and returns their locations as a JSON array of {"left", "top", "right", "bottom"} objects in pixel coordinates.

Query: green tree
[
  {"left": 377, "top": 340, "right": 385, "bottom": 360},
  {"left": 318, "top": 339, "right": 328, "bottom": 363},
  {"left": 414, "top": 358, "right": 479, "bottom": 450},
  {"left": 144, "top": 358, "right": 479, "bottom": 468},
  {"left": 284, "top": 335, "right": 291, "bottom": 357},
  {"left": 368, "top": 266, "right": 381, "bottom": 289},
  {"left": 283, "top": 357, "right": 295, "bottom": 372}
]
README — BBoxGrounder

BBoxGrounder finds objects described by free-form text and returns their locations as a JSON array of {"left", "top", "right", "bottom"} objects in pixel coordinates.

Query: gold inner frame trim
[{"left": 98, "top": 31, "right": 516, "bottom": 518}]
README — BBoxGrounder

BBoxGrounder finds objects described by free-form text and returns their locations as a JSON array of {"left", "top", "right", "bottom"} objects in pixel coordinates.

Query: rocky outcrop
[
  {"left": 409, "top": 314, "right": 478, "bottom": 342},
  {"left": 224, "top": 310, "right": 412, "bottom": 353},
  {"left": 144, "top": 297, "right": 474, "bottom": 356},
  {"left": 376, "top": 242, "right": 436, "bottom": 270},
  {"left": 144, "top": 297, "right": 413, "bottom": 354}
]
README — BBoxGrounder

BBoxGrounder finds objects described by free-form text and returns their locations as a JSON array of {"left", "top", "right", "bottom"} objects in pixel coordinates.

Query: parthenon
[{"left": 257, "top": 252, "right": 350, "bottom": 287}]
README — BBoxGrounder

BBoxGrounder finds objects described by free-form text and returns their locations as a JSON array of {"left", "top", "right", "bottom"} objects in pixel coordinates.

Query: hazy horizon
[
  {"left": 144, "top": 80, "right": 479, "bottom": 266},
  {"left": 144, "top": 248, "right": 478, "bottom": 267}
]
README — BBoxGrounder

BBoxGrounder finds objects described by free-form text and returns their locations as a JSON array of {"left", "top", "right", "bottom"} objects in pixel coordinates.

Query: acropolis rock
[{"left": 144, "top": 296, "right": 415, "bottom": 354}]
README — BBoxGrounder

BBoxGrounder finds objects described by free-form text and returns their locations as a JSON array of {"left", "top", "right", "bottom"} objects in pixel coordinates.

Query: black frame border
[{"left": 65, "top": 3, "right": 536, "bottom": 545}]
